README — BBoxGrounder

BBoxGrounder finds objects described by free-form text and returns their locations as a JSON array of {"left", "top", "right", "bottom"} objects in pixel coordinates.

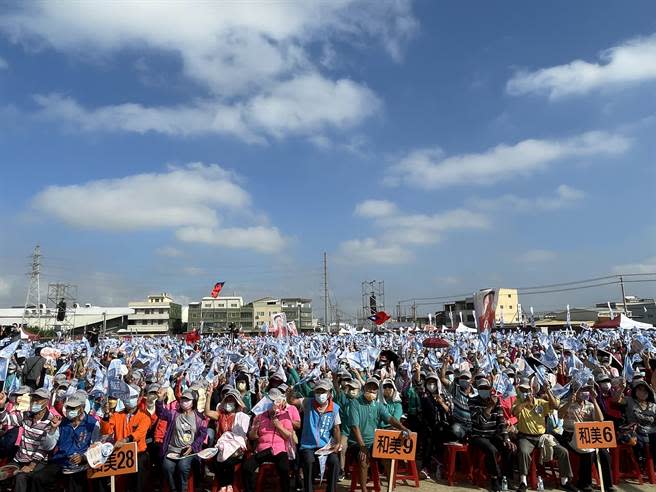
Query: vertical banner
[
  {"left": 473, "top": 288, "right": 498, "bottom": 332},
  {"left": 270, "top": 312, "right": 288, "bottom": 338}
]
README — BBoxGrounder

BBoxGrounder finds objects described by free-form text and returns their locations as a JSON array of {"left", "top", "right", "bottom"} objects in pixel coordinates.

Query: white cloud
[
  {"left": 613, "top": 257, "right": 656, "bottom": 274},
  {"left": 176, "top": 226, "right": 287, "bottom": 254},
  {"left": 507, "top": 34, "right": 656, "bottom": 99},
  {"left": 387, "top": 131, "right": 630, "bottom": 189},
  {"left": 354, "top": 200, "right": 398, "bottom": 218},
  {"left": 338, "top": 200, "right": 489, "bottom": 264},
  {"left": 32, "top": 163, "right": 288, "bottom": 254},
  {"left": 155, "top": 246, "right": 183, "bottom": 258},
  {"left": 518, "top": 249, "right": 557, "bottom": 263},
  {"left": 337, "top": 238, "right": 413, "bottom": 265},
  {"left": 0, "top": 56, "right": 7, "bottom": 69},
  {"left": 0, "top": 277, "right": 10, "bottom": 298},
  {"left": 2, "top": 2, "right": 411, "bottom": 141},
  {"left": 182, "top": 266, "right": 204, "bottom": 276},
  {"left": 33, "top": 73, "right": 380, "bottom": 142},
  {"left": 472, "top": 184, "right": 586, "bottom": 212}
]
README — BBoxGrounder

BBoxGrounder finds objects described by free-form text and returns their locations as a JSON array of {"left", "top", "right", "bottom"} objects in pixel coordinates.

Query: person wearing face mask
[
  {"left": 626, "top": 380, "right": 656, "bottom": 472},
  {"left": 594, "top": 373, "right": 623, "bottom": 428},
  {"left": 419, "top": 373, "right": 450, "bottom": 479},
  {"left": 468, "top": 377, "right": 515, "bottom": 492},
  {"left": 512, "top": 378, "right": 576, "bottom": 492},
  {"left": 379, "top": 379, "right": 403, "bottom": 429},
  {"left": 347, "top": 379, "right": 411, "bottom": 492},
  {"left": 205, "top": 388, "right": 250, "bottom": 492},
  {"left": 234, "top": 372, "right": 254, "bottom": 411},
  {"left": 597, "top": 349, "right": 619, "bottom": 378},
  {"left": 157, "top": 388, "right": 208, "bottom": 492},
  {"left": 558, "top": 382, "right": 614, "bottom": 492},
  {"left": 498, "top": 369, "right": 518, "bottom": 435},
  {"left": 441, "top": 367, "right": 474, "bottom": 441},
  {"left": 0, "top": 387, "right": 61, "bottom": 492},
  {"left": 0, "top": 385, "right": 30, "bottom": 461},
  {"left": 334, "top": 378, "right": 361, "bottom": 479},
  {"left": 143, "top": 383, "right": 167, "bottom": 477},
  {"left": 244, "top": 388, "right": 300, "bottom": 492},
  {"left": 288, "top": 379, "right": 341, "bottom": 492},
  {"left": 35, "top": 391, "right": 100, "bottom": 492},
  {"left": 101, "top": 386, "right": 151, "bottom": 492}
]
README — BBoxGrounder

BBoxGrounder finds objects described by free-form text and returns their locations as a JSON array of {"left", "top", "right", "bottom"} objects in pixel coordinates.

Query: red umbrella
[{"left": 422, "top": 337, "right": 450, "bottom": 349}]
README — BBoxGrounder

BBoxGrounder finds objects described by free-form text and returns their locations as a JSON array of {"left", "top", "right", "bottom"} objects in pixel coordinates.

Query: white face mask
[
  {"left": 447, "top": 374, "right": 455, "bottom": 383},
  {"left": 236, "top": 382, "right": 247, "bottom": 391},
  {"left": 348, "top": 389, "right": 359, "bottom": 398},
  {"left": 224, "top": 402, "right": 235, "bottom": 413},
  {"left": 180, "top": 400, "right": 193, "bottom": 410},
  {"left": 600, "top": 382, "right": 611, "bottom": 392},
  {"left": 67, "top": 408, "right": 80, "bottom": 420},
  {"left": 315, "top": 393, "right": 328, "bottom": 405},
  {"left": 426, "top": 383, "right": 437, "bottom": 393}
]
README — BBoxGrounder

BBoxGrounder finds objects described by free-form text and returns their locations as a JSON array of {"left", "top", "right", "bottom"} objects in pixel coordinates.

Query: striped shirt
[
  {"left": 468, "top": 396, "right": 507, "bottom": 438},
  {"left": 450, "top": 384, "right": 472, "bottom": 430},
  {"left": 0, "top": 409, "right": 59, "bottom": 464}
]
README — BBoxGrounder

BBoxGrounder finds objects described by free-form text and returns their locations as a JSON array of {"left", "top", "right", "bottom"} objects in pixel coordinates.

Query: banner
[
  {"left": 270, "top": 313, "right": 288, "bottom": 338},
  {"left": 473, "top": 288, "right": 498, "bottom": 332}
]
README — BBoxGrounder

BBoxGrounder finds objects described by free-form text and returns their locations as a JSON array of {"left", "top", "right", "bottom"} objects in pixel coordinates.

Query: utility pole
[
  {"left": 412, "top": 301, "right": 417, "bottom": 327},
  {"left": 323, "top": 252, "right": 328, "bottom": 332},
  {"left": 620, "top": 275, "right": 628, "bottom": 314}
]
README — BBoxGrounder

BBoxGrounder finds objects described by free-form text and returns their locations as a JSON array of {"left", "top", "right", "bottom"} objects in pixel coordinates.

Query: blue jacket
[
  {"left": 52, "top": 414, "right": 100, "bottom": 465},
  {"left": 300, "top": 397, "right": 340, "bottom": 450}
]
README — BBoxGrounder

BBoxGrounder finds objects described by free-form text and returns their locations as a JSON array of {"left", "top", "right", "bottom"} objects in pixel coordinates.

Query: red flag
[
  {"left": 210, "top": 282, "right": 225, "bottom": 298},
  {"left": 368, "top": 311, "right": 391, "bottom": 326}
]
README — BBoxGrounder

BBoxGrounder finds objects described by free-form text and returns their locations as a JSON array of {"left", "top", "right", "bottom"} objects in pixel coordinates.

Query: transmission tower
[
  {"left": 46, "top": 283, "right": 78, "bottom": 338},
  {"left": 21, "top": 245, "right": 43, "bottom": 330},
  {"left": 361, "top": 280, "right": 384, "bottom": 330}
]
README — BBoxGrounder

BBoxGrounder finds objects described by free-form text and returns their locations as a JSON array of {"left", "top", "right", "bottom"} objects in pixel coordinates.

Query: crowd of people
[{"left": 0, "top": 324, "right": 655, "bottom": 492}]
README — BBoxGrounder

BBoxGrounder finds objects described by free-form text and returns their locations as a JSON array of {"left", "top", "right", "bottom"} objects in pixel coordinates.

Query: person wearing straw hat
[{"left": 205, "top": 386, "right": 250, "bottom": 492}]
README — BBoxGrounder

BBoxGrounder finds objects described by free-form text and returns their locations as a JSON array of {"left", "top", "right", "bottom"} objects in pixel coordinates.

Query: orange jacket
[{"left": 100, "top": 409, "right": 151, "bottom": 453}]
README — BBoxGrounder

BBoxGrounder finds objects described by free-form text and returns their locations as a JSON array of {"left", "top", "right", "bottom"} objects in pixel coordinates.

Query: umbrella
[{"left": 422, "top": 337, "right": 450, "bottom": 349}]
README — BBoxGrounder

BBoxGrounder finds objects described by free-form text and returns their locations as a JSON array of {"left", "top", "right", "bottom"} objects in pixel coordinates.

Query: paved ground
[{"left": 333, "top": 476, "right": 655, "bottom": 492}]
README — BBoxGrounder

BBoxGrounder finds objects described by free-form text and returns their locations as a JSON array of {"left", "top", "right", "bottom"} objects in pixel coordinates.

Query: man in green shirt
[
  {"left": 335, "top": 379, "right": 361, "bottom": 478},
  {"left": 348, "top": 379, "right": 410, "bottom": 492}
]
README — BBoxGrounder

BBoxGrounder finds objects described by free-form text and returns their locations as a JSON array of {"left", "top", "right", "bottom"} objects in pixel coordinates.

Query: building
[
  {"left": 281, "top": 298, "right": 313, "bottom": 332},
  {"left": 444, "top": 288, "right": 519, "bottom": 327},
  {"left": 597, "top": 297, "right": 656, "bottom": 324},
  {"left": 187, "top": 295, "right": 314, "bottom": 334},
  {"left": 250, "top": 297, "right": 282, "bottom": 331},
  {"left": 0, "top": 304, "right": 132, "bottom": 336},
  {"left": 188, "top": 296, "right": 246, "bottom": 333},
  {"left": 126, "top": 293, "right": 181, "bottom": 335}
]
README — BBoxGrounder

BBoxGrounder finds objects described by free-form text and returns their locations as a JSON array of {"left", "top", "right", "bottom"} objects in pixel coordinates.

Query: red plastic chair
[
  {"left": 162, "top": 472, "right": 195, "bottom": 492},
  {"left": 611, "top": 444, "right": 643, "bottom": 485},
  {"left": 528, "top": 448, "right": 559, "bottom": 489},
  {"left": 255, "top": 463, "right": 280, "bottom": 492},
  {"left": 391, "top": 459, "right": 420, "bottom": 489},
  {"left": 349, "top": 458, "right": 381, "bottom": 492},
  {"left": 211, "top": 463, "right": 243, "bottom": 492},
  {"left": 443, "top": 443, "right": 472, "bottom": 486}
]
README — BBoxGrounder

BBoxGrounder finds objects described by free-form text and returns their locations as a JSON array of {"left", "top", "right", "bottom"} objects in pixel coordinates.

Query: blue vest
[
  {"left": 300, "top": 398, "right": 340, "bottom": 449},
  {"left": 52, "top": 414, "right": 98, "bottom": 465}
]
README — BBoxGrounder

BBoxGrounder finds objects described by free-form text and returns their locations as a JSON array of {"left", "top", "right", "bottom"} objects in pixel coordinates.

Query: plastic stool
[
  {"left": 163, "top": 472, "right": 195, "bottom": 492},
  {"left": 646, "top": 447, "right": 656, "bottom": 484},
  {"left": 443, "top": 443, "right": 472, "bottom": 486},
  {"left": 568, "top": 451, "right": 600, "bottom": 487},
  {"left": 211, "top": 463, "right": 243, "bottom": 492},
  {"left": 468, "top": 445, "right": 490, "bottom": 487},
  {"left": 391, "top": 459, "right": 419, "bottom": 489},
  {"left": 349, "top": 458, "right": 381, "bottom": 492},
  {"left": 256, "top": 463, "right": 280, "bottom": 492},
  {"left": 611, "top": 444, "right": 643, "bottom": 485},
  {"left": 528, "top": 449, "right": 559, "bottom": 489}
]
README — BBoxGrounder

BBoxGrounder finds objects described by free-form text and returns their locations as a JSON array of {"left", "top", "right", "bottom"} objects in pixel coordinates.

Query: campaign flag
[
  {"left": 624, "top": 354, "right": 634, "bottom": 381},
  {"left": 473, "top": 288, "right": 498, "bottom": 332},
  {"left": 0, "top": 341, "right": 19, "bottom": 359},
  {"left": 210, "top": 282, "right": 225, "bottom": 298},
  {"left": 607, "top": 302, "right": 614, "bottom": 319},
  {"left": 368, "top": 311, "right": 391, "bottom": 326},
  {"left": 566, "top": 305, "right": 571, "bottom": 330}
]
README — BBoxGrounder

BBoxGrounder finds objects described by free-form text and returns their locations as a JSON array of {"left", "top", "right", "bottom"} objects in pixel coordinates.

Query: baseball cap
[
  {"left": 181, "top": 389, "right": 194, "bottom": 400},
  {"left": 345, "top": 379, "right": 361, "bottom": 390},
  {"left": 364, "top": 378, "right": 380, "bottom": 388},
  {"left": 30, "top": 388, "right": 51, "bottom": 400},
  {"left": 65, "top": 392, "right": 87, "bottom": 408},
  {"left": 518, "top": 378, "right": 531, "bottom": 390},
  {"left": 314, "top": 379, "right": 333, "bottom": 392},
  {"left": 11, "top": 385, "right": 31, "bottom": 396},
  {"left": 146, "top": 383, "right": 161, "bottom": 394},
  {"left": 458, "top": 370, "right": 472, "bottom": 380}
]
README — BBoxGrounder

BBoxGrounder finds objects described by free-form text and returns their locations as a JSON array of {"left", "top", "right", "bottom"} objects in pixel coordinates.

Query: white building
[{"left": 125, "top": 293, "right": 182, "bottom": 335}]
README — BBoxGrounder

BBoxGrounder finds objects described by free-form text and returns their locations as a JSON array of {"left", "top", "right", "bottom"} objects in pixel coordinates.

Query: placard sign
[
  {"left": 372, "top": 430, "right": 417, "bottom": 460},
  {"left": 87, "top": 442, "right": 138, "bottom": 479}
]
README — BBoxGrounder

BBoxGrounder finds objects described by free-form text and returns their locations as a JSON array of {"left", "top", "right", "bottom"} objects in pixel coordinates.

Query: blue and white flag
[
  {"left": 0, "top": 341, "right": 19, "bottom": 359},
  {"left": 624, "top": 354, "right": 634, "bottom": 381}
]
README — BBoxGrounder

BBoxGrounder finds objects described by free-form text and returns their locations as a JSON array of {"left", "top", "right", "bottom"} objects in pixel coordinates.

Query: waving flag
[
  {"left": 210, "top": 282, "right": 225, "bottom": 298},
  {"left": 368, "top": 311, "right": 391, "bottom": 326}
]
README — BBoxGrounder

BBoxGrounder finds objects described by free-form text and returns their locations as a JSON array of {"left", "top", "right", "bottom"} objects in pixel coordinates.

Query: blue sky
[{"left": 1, "top": 1, "right": 655, "bottom": 318}]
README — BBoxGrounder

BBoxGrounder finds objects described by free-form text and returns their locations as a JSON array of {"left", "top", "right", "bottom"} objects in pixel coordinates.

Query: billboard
[{"left": 473, "top": 288, "right": 498, "bottom": 332}]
